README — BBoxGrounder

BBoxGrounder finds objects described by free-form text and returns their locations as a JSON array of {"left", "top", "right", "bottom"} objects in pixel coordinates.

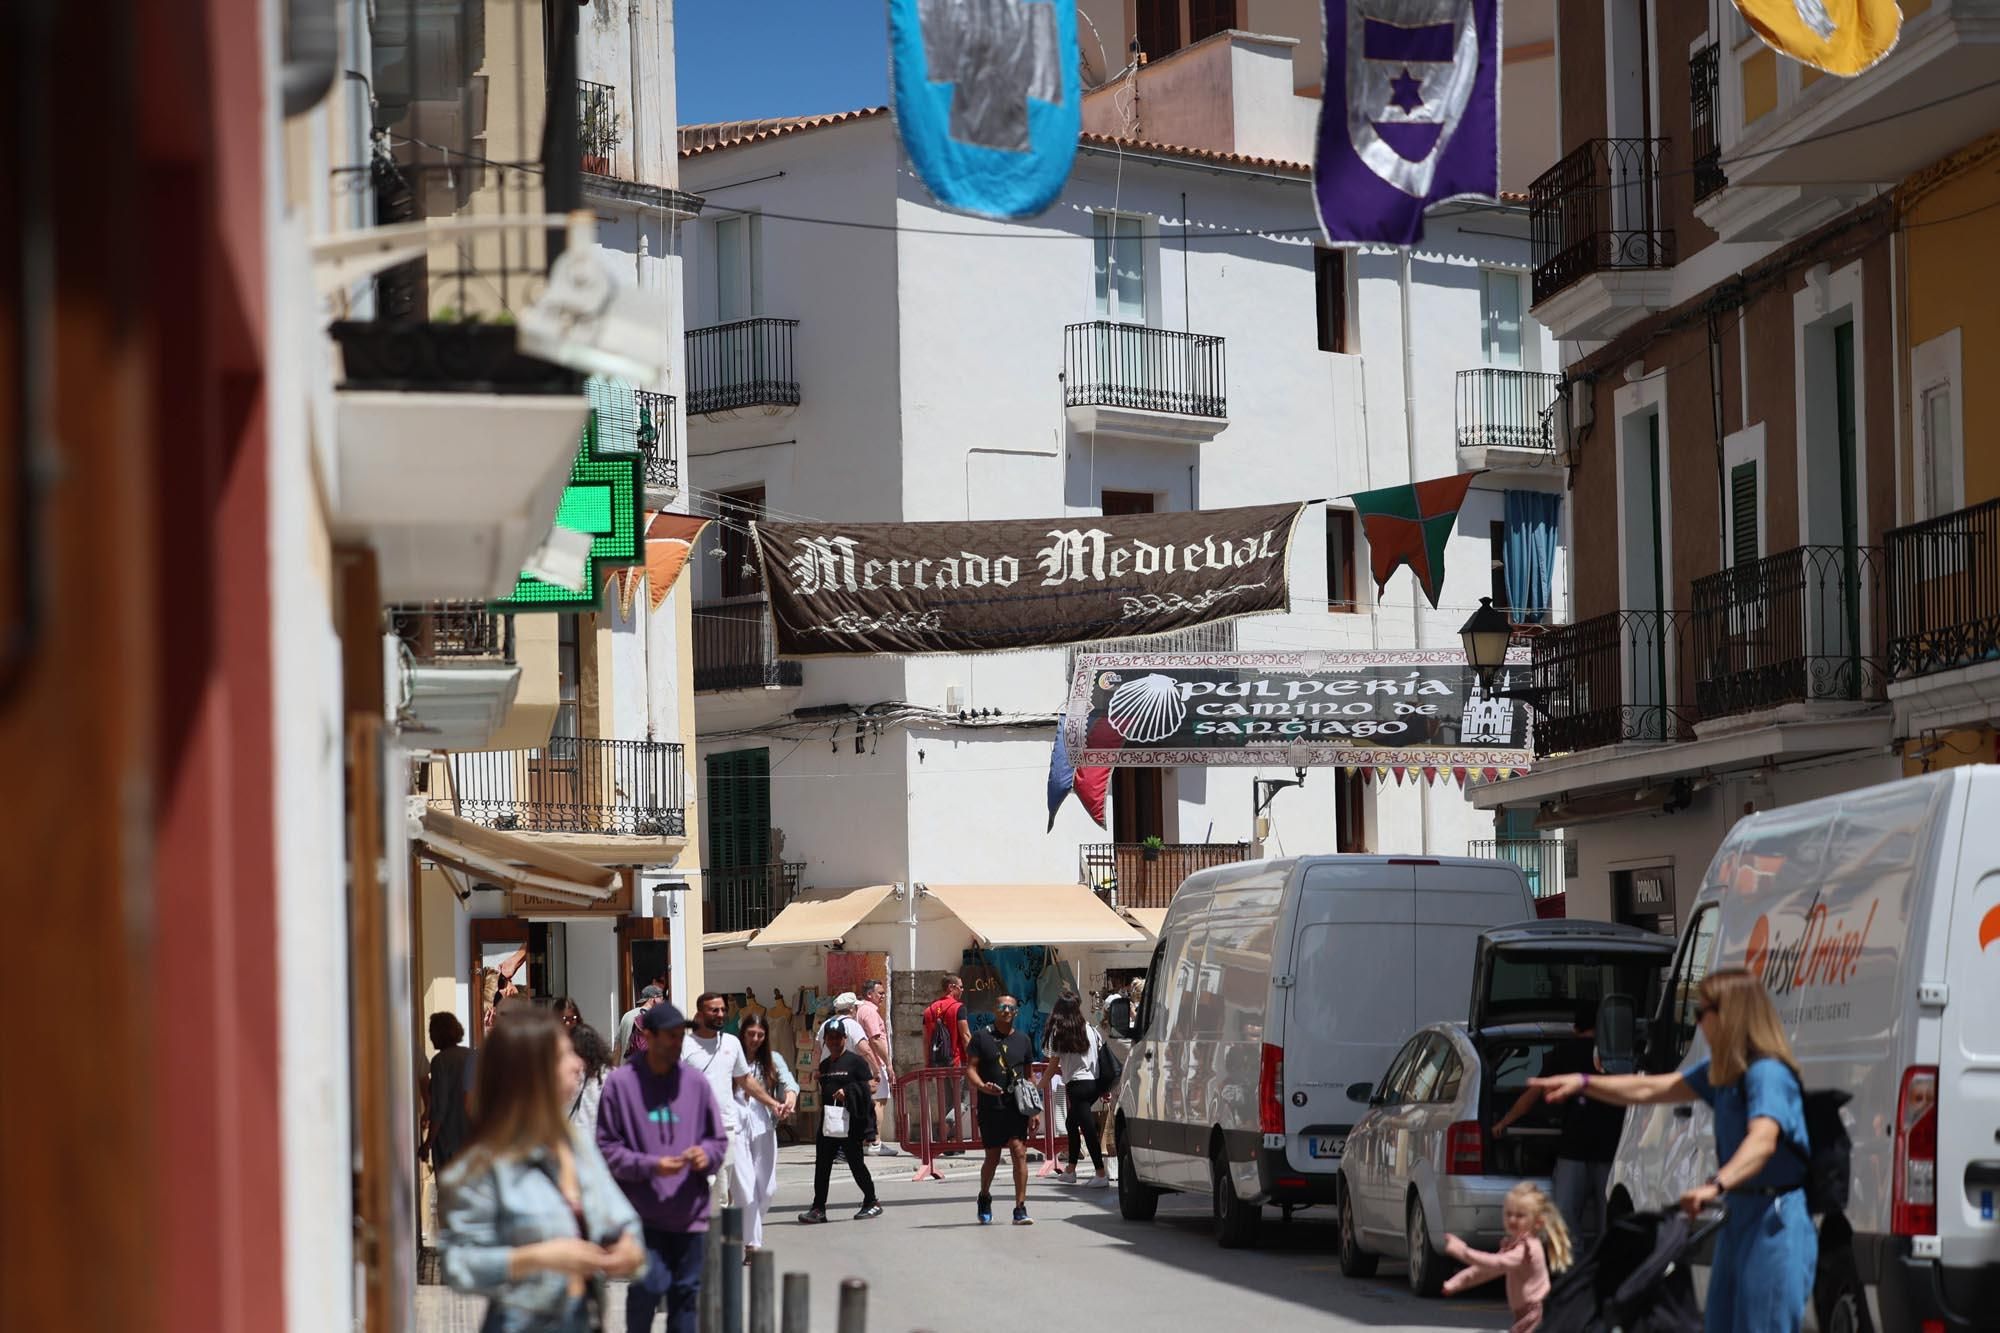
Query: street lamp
[{"left": 1458, "top": 597, "right": 1516, "bottom": 692}]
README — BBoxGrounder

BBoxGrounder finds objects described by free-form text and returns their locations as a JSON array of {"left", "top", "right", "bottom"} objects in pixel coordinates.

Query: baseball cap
[
  {"left": 640, "top": 1001, "right": 688, "bottom": 1033},
  {"left": 821, "top": 1017, "right": 850, "bottom": 1040},
  {"left": 833, "top": 991, "right": 859, "bottom": 1011}
]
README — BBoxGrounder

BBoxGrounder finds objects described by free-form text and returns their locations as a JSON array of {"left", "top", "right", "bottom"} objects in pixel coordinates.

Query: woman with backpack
[
  {"left": 1530, "top": 967, "right": 1815, "bottom": 1333},
  {"left": 1039, "top": 992, "right": 1111, "bottom": 1187}
]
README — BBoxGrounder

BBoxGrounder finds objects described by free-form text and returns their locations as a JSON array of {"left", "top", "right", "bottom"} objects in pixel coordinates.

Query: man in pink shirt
[{"left": 854, "top": 979, "right": 896, "bottom": 1156}]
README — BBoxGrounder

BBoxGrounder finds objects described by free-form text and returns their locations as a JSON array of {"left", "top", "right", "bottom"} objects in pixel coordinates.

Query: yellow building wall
[
  {"left": 1903, "top": 133, "right": 2000, "bottom": 505},
  {"left": 1741, "top": 49, "right": 1778, "bottom": 124},
  {"left": 487, "top": 613, "right": 561, "bottom": 751},
  {"left": 418, "top": 866, "right": 464, "bottom": 1032}
]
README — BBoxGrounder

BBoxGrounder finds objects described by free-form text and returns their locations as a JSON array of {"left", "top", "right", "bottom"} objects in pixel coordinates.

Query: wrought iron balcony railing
[
  {"left": 1062, "top": 321, "right": 1227, "bottom": 419},
  {"left": 705, "top": 862, "right": 806, "bottom": 934},
  {"left": 694, "top": 597, "right": 803, "bottom": 692},
  {"left": 1466, "top": 838, "right": 1575, "bottom": 900},
  {"left": 441, "top": 735, "right": 686, "bottom": 837},
  {"left": 390, "top": 602, "right": 516, "bottom": 661},
  {"left": 687, "top": 318, "right": 800, "bottom": 416},
  {"left": 1455, "top": 369, "right": 1562, "bottom": 451},
  {"left": 1530, "top": 608, "right": 1695, "bottom": 758},
  {"left": 1690, "top": 46, "right": 1727, "bottom": 203},
  {"left": 636, "top": 389, "right": 679, "bottom": 492},
  {"left": 1690, "top": 544, "right": 1886, "bottom": 719},
  {"left": 578, "top": 80, "right": 620, "bottom": 176},
  {"left": 1886, "top": 497, "right": 2000, "bottom": 681},
  {"left": 1079, "top": 842, "right": 1252, "bottom": 910},
  {"left": 1530, "top": 138, "right": 1675, "bottom": 305},
  {"left": 335, "top": 157, "right": 554, "bottom": 324}
]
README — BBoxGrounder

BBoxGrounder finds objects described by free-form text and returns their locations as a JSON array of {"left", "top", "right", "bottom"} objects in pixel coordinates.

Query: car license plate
[{"left": 1306, "top": 1135, "right": 1345, "bottom": 1160}]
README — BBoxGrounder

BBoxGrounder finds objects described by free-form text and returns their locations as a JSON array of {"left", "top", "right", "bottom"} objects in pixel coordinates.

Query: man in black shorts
[{"left": 965, "top": 994, "right": 1040, "bottom": 1225}]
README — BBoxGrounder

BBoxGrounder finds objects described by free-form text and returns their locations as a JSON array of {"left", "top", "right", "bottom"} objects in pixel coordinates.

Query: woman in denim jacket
[{"left": 442, "top": 1005, "right": 646, "bottom": 1333}]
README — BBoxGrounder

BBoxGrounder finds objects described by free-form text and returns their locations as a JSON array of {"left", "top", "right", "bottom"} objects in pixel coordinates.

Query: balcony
[
  {"left": 694, "top": 597, "right": 803, "bottom": 692},
  {"left": 323, "top": 157, "right": 591, "bottom": 601},
  {"left": 1062, "top": 322, "right": 1228, "bottom": 443},
  {"left": 1466, "top": 838, "right": 1574, "bottom": 901},
  {"left": 686, "top": 318, "right": 800, "bottom": 418},
  {"left": 705, "top": 862, "right": 806, "bottom": 934},
  {"left": 1690, "top": 544, "right": 1886, "bottom": 722},
  {"left": 440, "top": 731, "right": 687, "bottom": 840},
  {"left": 1689, "top": 45, "right": 1726, "bottom": 204},
  {"left": 1079, "top": 842, "right": 1252, "bottom": 910},
  {"left": 578, "top": 80, "right": 620, "bottom": 178},
  {"left": 1530, "top": 609, "right": 1694, "bottom": 758},
  {"left": 1885, "top": 498, "right": 2000, "bottom": 734},
  {"left": 1698, "top": 2, "right": 2000, "bottom": 242},
  {"left": 391, "top": 602, "right": 523, "bottom": 751},
  {"left": 636, "top": 388, "right": 679, "bottom": 499},
  {"left": 1455, "top": 369, "right": 1561, "bottom": 470},
  {"left": 1528, "top": 138, "right": 1675, "bottom": 341}
]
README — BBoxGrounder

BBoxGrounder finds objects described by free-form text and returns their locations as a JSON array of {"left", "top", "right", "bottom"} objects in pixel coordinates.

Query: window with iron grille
[{"left": 1690, "top": 45, "right": 1725, "bottom": 202}]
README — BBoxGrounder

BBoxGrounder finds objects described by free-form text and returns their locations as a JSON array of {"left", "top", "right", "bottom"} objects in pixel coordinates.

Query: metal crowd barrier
[{"left": 891, "top": 1063, "right": 1064, "bottom": 1183}]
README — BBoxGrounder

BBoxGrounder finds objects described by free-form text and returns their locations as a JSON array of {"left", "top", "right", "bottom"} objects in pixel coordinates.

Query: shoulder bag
[{"left": 995, "top": 1035, "right": 1043, "bottom": 1117}]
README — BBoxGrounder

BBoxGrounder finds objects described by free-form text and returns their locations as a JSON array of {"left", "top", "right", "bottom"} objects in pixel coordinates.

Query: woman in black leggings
[{"left": 1040, "top": 993, "right": 1110, "bottom": 1186}]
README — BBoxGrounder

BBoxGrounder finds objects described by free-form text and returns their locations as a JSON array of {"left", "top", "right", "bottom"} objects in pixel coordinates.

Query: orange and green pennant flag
[{"left": 1346, "top": 471, "right": 1483, "bottom": 609}]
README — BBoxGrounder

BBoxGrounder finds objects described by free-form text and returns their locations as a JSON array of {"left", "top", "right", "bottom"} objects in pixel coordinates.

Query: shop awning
[
  {"left": 703, "top": 929, "right": 759, "bottom": 950},
  {"left": 924, "top": 883, "right": 1143, "bottom": 948},
  {"left": 413, "top": 808, "right": 620, "bottom": 904},
  {"left": 1120, "top": 908, "right": 1169, "bottom": 941},
  {"left": 748, "top": 884, "right": 897, "bottom": 949}
]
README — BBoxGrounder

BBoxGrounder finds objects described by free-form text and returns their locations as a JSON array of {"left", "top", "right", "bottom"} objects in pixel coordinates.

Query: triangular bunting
[
  {"left": 1482, "top": 767, "right": 1500, "bottom": 783},
  {"left": 1422, "top": 767, "right": 1438, "bottom": 786},
  {"left": 1345, "top": 471, "right": 1484, "bottom": 609},
  {"left": 1453, "top": 768, "right": 1468, "bottom": 788}
]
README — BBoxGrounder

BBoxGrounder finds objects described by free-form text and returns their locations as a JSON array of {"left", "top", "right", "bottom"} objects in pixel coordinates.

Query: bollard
[
  {"left": 720, "top": 1206, "right": 745, "bottom": 1333},
  {"left": 748, "top": 1250, "right": 776, "bottom": 1333},
  {"left": 699, "top": 1219, "right": 723, "bottom": 1333},
  {"left": 780, "top": 1272, "right": 809, "bottom": 1333},
  {"left": 835, "top": 1278, "right": 867, "bottom": 1333}
]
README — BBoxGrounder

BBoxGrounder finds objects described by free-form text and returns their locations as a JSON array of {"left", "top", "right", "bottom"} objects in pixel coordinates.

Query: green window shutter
[
  {"left": 586, "top": 376, "right": 641, "bottom": 456},
  {"left": 705, "top": 748, "right": 771, "bottom": 870},
  {"left": 1730, "top": 461, "right": 1759, "bottom": 568}
]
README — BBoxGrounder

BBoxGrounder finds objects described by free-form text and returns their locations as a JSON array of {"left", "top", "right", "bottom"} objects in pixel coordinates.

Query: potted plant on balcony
[
  {"left": 1141, "top": 835, "right": 1165, "bottom": 863},
  {"left": 329, "top": 307, "right": 581, "bottom": 395}
]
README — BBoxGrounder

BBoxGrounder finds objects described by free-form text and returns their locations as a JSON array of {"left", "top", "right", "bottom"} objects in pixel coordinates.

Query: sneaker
[
  {"left": 870, "top": 1143, "right": 899, "bottom": 1157},
  {"left": 977, "top": 1193, "right": 993, "bottom": 1225},
  {"left": 854, "top": 1203, "right": 883, "bottom": 1220},
  {"left": 1086, "top": 1172, "right": 1112, "bottom": 1189},
  {"left": 796, "top": 1208, "right": 828, "bottom": 1225},
  {"left": 1012, "top": 1205, "right": 1033, "bottom": 1226}
]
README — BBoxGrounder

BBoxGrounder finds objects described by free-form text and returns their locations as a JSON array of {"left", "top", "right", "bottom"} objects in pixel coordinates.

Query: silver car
[{"left": 1336, "top": 921, "right": 1674, "bottom": 1296}]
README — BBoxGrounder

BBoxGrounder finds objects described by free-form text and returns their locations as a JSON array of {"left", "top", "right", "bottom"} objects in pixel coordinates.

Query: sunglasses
[{"left": 996, "top": 1004, "right": 1018, "bottom": 1013}]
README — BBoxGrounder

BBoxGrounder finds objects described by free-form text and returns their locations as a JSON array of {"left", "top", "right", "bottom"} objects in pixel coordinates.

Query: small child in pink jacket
[{"left": 1443, "top": 1181, "right": 1574, "bottom": 1333}]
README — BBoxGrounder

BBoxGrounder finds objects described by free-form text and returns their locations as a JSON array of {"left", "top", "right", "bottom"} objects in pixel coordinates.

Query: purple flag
[{"left": 1314, "top": 0, "right": 1499, "bottom": 246}]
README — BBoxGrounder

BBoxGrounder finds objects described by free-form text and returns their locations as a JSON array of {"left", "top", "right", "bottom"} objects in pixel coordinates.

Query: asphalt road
[{"left": 416, "top": 1144, "right": 1515, "bottom": 1332}]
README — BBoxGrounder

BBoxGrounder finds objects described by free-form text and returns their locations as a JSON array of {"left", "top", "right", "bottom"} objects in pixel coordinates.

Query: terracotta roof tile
[{"left": 679, "top": 107, "right": 889, "bottom": 157}]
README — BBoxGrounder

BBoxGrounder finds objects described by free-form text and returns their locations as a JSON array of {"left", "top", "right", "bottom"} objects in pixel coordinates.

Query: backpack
[
  {"left": 1093, "top": 1030, "right": 1122, "bottom": 1088},
  {"left": 1785, "top": 1080, "right": 1853, "bottom": 1215},
  {"left": 927, "top": 1000, "right": 959, "bottom": 1067}
]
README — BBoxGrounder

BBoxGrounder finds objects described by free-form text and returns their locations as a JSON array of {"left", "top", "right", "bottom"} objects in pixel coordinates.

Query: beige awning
[
  {"left": 1121, "top": 907, "right": 1169, "bottom": 941},
  {"left": 414, "top": 808, "right": 620, "bottom": 904},
  {"left": 924, "top": 883, "right": 1144, "bottom": 948},
  {"left": 703, "top": 929, "right": 759, "bottom": 950},
  {"left": 748, "top": 884, "right": 897, "bottom": 949}
]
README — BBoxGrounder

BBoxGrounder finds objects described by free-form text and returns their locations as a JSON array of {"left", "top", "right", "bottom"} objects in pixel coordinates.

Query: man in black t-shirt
[
  {"left": 965, "top": 994, "right": 1040, "bottom": 1226},
  {"left": 1493, "top": 1001, "right": 1624, "bottom": 1252}
]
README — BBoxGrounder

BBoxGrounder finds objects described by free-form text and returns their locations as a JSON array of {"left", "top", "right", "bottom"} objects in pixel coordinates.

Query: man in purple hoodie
[{"left": 596, "top": 1002, "right": 727, "bottom": 1333}]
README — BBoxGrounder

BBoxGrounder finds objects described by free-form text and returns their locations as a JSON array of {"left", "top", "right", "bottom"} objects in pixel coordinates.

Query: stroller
[{"left": 1541, "top": 1208, "right": 1728, "bottom": 1333}]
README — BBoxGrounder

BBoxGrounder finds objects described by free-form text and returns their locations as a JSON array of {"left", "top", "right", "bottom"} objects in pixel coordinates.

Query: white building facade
[{"left": 677, "top": 24, "right": 1570, "bottom": 936}]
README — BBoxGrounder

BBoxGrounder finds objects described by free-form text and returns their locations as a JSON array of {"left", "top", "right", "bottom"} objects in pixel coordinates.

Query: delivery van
[
  {"left": 1111, "top": 853, "right": 1535, "bottom": 1248},
  {"left": 1609, "top": 767, "right": 2000, "bottom": 1333}
]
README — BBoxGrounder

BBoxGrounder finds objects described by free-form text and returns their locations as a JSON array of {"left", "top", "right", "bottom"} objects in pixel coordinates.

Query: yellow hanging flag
[{"left": 1734, "top": 0, "right": 1901, "bottom": 76}]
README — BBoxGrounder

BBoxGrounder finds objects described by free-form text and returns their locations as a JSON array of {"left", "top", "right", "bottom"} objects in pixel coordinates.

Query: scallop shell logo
[{"left": 1107, "top": 673, "right": 1186, "bottom": 743}]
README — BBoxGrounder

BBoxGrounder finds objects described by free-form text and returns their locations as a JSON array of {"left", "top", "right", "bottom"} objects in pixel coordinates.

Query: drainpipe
[
  {"left": 281, "top": 0, "right": 338, "bottom": 116},
  {"left": 1400, "top": 249, "right": 1433, "bottom": 853},
  {"left": 902, "top": 882, "right": 920, "bottom": 1060},
  {"left": 627, "top": 0, "right": 647, "bottom": 182}
]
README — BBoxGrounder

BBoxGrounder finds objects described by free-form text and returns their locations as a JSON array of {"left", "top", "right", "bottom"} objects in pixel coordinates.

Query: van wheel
[
  {"left": 1211, "top": 1147, "right": 1261, "bottom": 1249},
  {"left": 1116, "top": 1127, "right": 1159, "bottom": 1222},
  {"left": 1406, "top": 1195, "right": 1446, "bottom": 1298},
  {"left": 1338, "top": 1186, "right": 1378, "bottom": 1278},
  {"left": 1820, "top": 1278, "right": 1872, "bottom": 1333}
]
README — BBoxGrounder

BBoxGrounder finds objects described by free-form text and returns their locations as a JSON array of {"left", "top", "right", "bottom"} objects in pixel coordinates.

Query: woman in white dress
[{"left": 732, "top": 1013, "right": 797, "bottom": 1254}]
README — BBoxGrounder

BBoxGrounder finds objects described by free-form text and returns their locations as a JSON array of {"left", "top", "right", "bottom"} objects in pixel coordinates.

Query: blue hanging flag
[
  {"left": 1314, "top": 0, "right": 1500, "bottom": 246},
  {"left": 890, "top": 0, "right": 1082, "bottom": 219}
]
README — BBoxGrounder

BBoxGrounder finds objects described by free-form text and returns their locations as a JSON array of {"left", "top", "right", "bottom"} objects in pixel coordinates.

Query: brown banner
[{"left": 752, "top": 502, "right": 1305, "bottom": 656}]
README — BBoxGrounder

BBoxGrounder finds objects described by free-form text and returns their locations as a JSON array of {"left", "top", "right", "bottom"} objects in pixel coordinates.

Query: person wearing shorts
[{"left": 964, "top": 994, "right": 1039, "bottom": 1225}]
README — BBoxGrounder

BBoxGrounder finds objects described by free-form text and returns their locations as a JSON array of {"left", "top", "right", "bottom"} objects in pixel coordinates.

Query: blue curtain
[{"left": 1504, "top": 490, "right": 1561, "bottom": 623}]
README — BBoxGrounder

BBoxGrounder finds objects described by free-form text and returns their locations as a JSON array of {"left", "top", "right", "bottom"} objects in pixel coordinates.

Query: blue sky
[{"left": 676, "top": 1, "right": 889, "bottom": 126}]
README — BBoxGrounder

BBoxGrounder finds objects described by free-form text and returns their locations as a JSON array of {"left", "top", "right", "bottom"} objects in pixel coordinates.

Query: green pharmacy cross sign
[{"left": 492, "top": 410, "right": 644, "bottom": 612}]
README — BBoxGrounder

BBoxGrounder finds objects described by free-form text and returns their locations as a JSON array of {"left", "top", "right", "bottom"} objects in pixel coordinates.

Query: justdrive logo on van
[{"left": 1743, "top": 902, "right": 1879, "bottom": 996}]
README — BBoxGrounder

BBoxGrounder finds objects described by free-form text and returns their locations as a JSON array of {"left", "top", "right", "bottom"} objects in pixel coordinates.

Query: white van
[
  {"left": 1610, "top": 767, "right": 2000, "bottom": 1333},
  {"left": 1112, "top": 853, "right": 1536, "bottom": 1247}
]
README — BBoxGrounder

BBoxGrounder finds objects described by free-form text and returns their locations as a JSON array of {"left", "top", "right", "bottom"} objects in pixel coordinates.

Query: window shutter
[
  {"left": 586, "top": 377, "right": 641, "bottom": 455},
  {"left": 1730, "top": 462, "right": 1758, "bottom": 568},
  {"left": 706, "top": 748, "right": 771, "bottom": 870}
]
